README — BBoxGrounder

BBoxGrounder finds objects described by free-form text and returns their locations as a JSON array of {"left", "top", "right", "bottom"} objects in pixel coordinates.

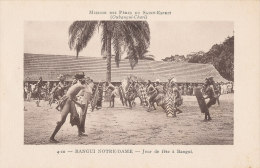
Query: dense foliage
[
  {"left": 162, "top": 36, "right": 234, "bottom": 81},
  {"left": 162, "top": 54, "right": 187, "bottom": 62}
]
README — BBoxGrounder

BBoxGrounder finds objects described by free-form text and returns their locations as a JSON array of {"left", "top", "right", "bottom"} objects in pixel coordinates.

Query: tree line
[{"left": 162, "top": 36, "right": 234, "bottom": 81}]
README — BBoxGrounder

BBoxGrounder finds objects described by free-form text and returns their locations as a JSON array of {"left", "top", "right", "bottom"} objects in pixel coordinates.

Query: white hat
[{"left": 156, "top": 79, "right": 160, "bottom": 83}]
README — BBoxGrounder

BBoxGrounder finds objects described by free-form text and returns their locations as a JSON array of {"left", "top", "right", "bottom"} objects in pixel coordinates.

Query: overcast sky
[{"left": 24, "top": 21, "right": 233, "bottom": 61}]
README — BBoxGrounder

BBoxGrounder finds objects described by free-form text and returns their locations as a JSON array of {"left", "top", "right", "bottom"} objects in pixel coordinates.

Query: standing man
[
  {"left": 57, "top": 74, "right": 67, "bottom": 97},
  {"left": 146, "top": 80, "right": 157, "bottom": 111},
  {"left": 24, "top": 82, "right": 31, "bottom": 101},
  {"left": 169, "top": 79, "right": 183, "bottom": 114},
  {"left": 50, "top": 74, "right": 68, "bottom": 107},
  {"left": 96, "top": 82, "right": 104, "bottom": 109},
  {"left": 216, "top": 82, "right": 221, "bottom": 105},
  {"left": 35, "top": 77, "right": 44, "bottom": 107},
  {"left": 155, "top": 79, "right": 164, "bottom": 94},
  {"left": 49, "top": 73, "right": 86, "bottom": 143},
  {"left": 91, "top": 81, "right": 104, "bottom": 110},
  {"left": 203, "top": 77, "right": 217, "bottom": 121},
  {"left": 208, "top": 77, "right": 220, "bottom": 105},
  {"left": 53, "top": 74, "right": 67, "bottom": 98},
  {"left": 105, "top": 82, "right": 116, "bottom": 108},
  {"left": 46, "top": 81, "right": 51, "bottom": 98}
]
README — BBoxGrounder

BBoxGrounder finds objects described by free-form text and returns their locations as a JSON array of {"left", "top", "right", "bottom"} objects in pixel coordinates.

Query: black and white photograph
[
  {"left": 1, "top": 1, "right": 260, "bottom": 168},
  {"left": 24, "top": 21, "right": 234, "bottom": 145}
]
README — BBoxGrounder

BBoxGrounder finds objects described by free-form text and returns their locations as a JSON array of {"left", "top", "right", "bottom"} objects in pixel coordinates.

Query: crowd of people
[
  {"left": 24, "top": 79, "right": 71, "bottom": 103},
  {"left": 24, "top": 73, "right": 233, "bottom": 142},
  {"left": 24, "top": 77, "right": 234, "bottom": 107},
  {"left": 172, "top": 82, "right": 233, "bottom": 96}
]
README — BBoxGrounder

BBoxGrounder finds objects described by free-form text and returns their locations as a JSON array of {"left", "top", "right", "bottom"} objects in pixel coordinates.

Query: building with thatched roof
[{"left": 24, "top": 53, "right": 228, "bottom": 83}]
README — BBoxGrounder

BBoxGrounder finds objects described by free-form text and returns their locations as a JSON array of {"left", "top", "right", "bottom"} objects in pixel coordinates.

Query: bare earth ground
[{"left": 24, "top": 94, "right": 233, "bottom": 145}]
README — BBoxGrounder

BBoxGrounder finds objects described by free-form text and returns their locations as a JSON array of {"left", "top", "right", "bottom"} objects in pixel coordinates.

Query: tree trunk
[
  {"left": 76, "top": 50, "right": 79, "bottom": 59},
  {"left": 106, "top": 33, "right": 112, "bottom": 82}
]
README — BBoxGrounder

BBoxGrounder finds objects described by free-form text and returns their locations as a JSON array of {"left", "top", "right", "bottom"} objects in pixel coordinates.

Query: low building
[{"left": 24, "top": 53, "right": 228, "bottom": 83}]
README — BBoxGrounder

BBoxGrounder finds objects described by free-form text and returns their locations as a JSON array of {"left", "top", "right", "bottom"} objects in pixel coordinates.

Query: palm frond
[
  {"left": 119, "top": 22, "right": 138, "bottom": 69},
  {"left": 68, "top": 21, "right": 151, "bottom": 82},
  {"left": 128, "top": 21, "right": 150, "bottom": 59},
  {"left": 100, "top": 21, "right": 110, "bottom": 58},
  {"left": 119, "top": 21, "right": 150, "bottom": 68},
  {"left": 112, "top": 22, "right": 126, "bottom": 67},
  {"left": 68, "top": 21, "right": 98, "bottom": 56}
]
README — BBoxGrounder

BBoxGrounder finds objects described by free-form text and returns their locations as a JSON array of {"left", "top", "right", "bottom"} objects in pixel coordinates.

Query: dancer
[
  {"left": 203, "top": 77, "right": 217, "bottom": 121},
  {"left": 75, "top": 78, "right": 94, "bottom": 135},
  {"left": 35, "top": 77, "right": 44, "bottom": 107},
  {"left": 49, "top": 73, "right": 86, "bottom": 143}
]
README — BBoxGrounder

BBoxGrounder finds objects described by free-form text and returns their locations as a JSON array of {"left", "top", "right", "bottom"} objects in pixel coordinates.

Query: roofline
[{"left": 24, "top": 53, "right": 213, "bottom": 66}]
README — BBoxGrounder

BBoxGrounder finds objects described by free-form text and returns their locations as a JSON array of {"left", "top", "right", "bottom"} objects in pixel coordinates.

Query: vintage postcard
[{"left": 0, "top": 0, "right": 259, "bottom": 168}]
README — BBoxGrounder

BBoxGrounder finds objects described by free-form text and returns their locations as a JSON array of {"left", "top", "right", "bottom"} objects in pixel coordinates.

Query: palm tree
[{"left": 68, "top": 21, "right": 150, "bottom": 82}]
